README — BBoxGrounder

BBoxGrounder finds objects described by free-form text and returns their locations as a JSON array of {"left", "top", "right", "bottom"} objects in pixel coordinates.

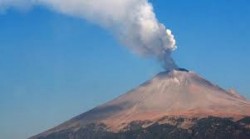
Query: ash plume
[{"left": 1, "top": 0, "right": 178, "bottom": 70}]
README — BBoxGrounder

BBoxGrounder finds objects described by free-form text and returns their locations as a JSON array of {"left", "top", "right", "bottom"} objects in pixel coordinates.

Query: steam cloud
[{"left": 0, "top": 0, "right": 178, "bottom": 70}]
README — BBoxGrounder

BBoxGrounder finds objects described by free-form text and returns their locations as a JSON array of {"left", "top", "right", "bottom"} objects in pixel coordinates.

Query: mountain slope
[{"left": 30, "top": 69, "right": 250, "bottom": 139}]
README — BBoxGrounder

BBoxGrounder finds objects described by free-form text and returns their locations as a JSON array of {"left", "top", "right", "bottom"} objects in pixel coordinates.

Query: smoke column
[{"left": 0, "top": 0, "right": 178, "bottom": 70}]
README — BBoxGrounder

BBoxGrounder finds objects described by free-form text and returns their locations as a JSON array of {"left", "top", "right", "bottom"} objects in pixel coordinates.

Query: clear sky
[{"left": 0, "top": 0, "right": 250, "bottom": 139}]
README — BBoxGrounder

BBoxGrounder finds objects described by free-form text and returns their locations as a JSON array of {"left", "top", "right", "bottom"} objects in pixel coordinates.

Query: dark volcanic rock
[
  {"left": 33, "top": 117, "right": 250, "bottom": 139},
  {"left": 191, "top": 117, "right": 250, "bottom": 139}
]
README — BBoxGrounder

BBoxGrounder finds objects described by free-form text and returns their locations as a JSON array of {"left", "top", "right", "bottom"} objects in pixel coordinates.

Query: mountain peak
[
  {"left": 153, "top": 68, "right": 213, "bottom": 89},
  {"left": 31, "top": 69, "right": 250, "bottom": 138},
  {"left": 158, "top": 68, "right": 190, "bottom": 76},
  {"left": 50, "top": 69, "right": 249, "bottom": 130}
]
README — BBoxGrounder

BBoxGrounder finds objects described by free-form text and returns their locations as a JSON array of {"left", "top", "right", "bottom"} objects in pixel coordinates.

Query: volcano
[{"left": 30, "top": 69, "right": 250, "bottom": 139}]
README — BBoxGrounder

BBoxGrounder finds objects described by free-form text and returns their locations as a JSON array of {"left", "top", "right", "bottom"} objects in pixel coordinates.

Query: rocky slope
[{"left": 30, "top": 69, "right": 250, "bottom": 139}]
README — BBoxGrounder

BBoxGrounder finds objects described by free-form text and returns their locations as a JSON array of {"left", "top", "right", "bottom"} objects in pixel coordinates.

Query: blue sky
[{"left": 0, "top": 0, "right": 250, "bottom": 139}]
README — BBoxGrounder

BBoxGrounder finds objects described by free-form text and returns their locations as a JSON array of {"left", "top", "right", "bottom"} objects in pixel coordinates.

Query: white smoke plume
[{"left": 0, "top": 0, "right": 178, "bottom": 70}]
